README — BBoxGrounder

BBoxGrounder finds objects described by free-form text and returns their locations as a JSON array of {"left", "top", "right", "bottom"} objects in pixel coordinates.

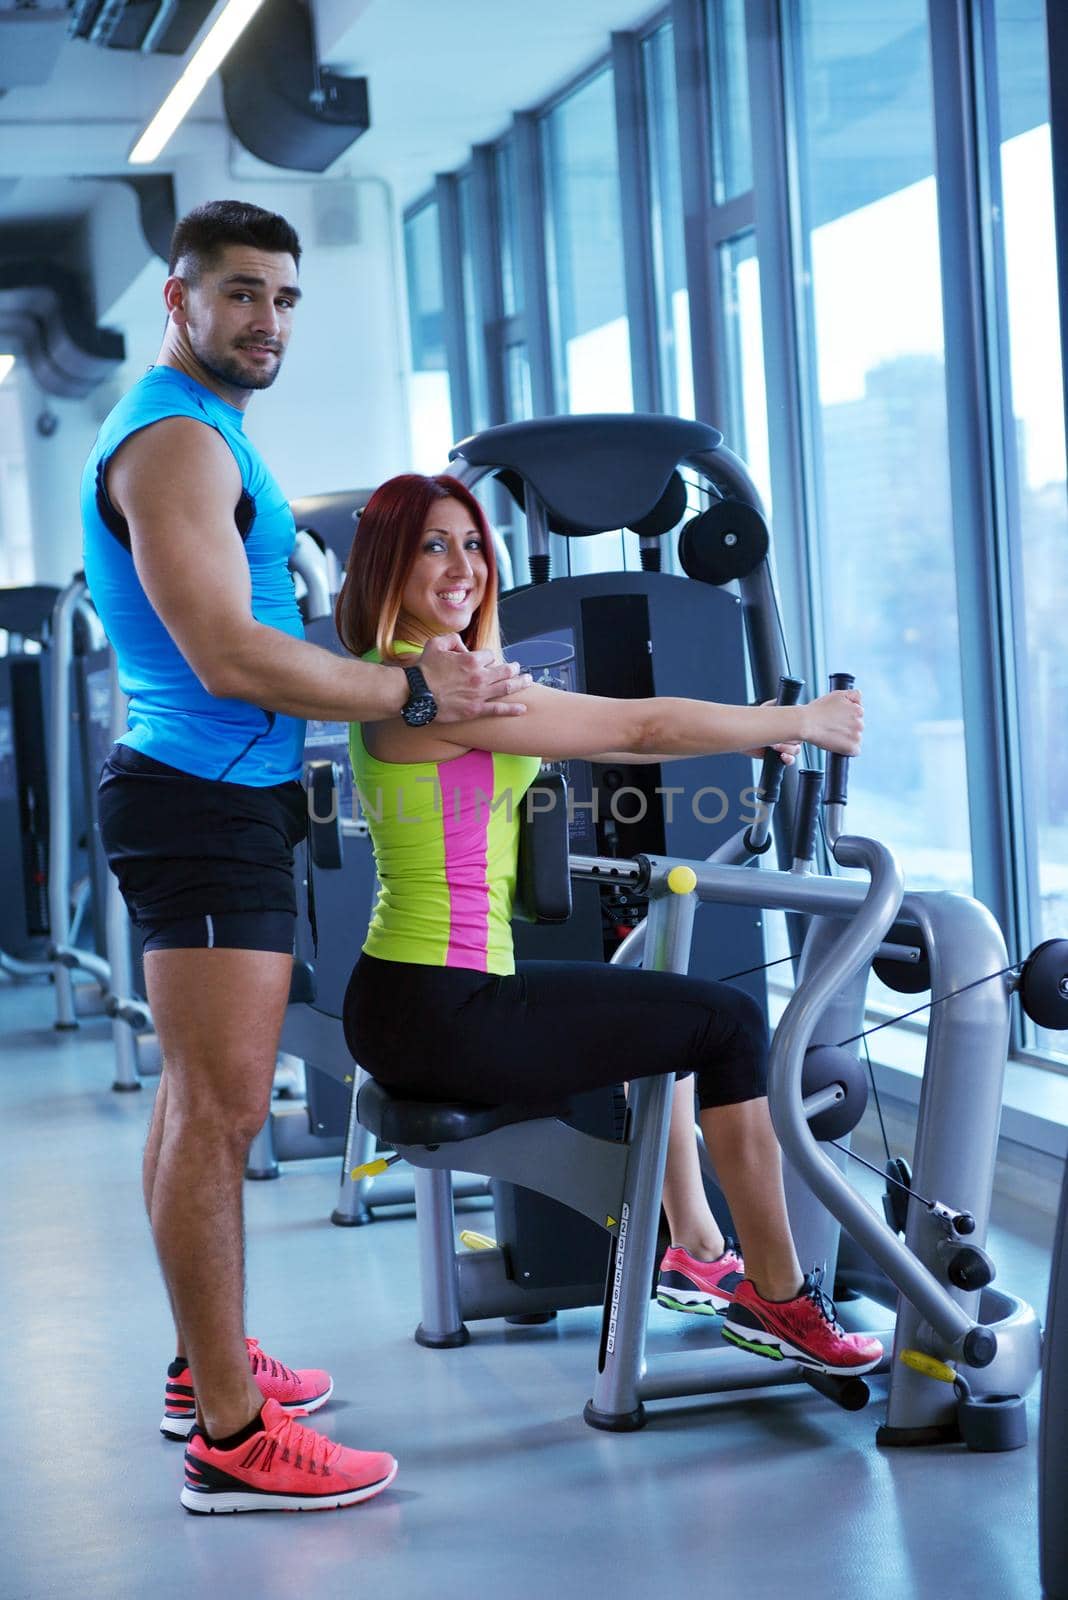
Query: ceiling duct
[
  {"left": 0, "top": 262, "right": 125, "bottom": 399},
  {"left": 0, "top": 0, "right": 69, "bottom": 88},
  {"left": 221, "top": 0, "right": 369, "bottom": 173},
  {"left": 68, "top": 0, "right": 216, "bottom": 54},
  {"left": 117, "top": 174, "right": 177, "bottom": 261}
]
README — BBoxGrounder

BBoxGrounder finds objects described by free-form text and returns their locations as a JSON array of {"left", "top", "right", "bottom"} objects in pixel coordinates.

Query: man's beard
[{"left": 192, "top": 335, "right": 282, "bottom": 392}]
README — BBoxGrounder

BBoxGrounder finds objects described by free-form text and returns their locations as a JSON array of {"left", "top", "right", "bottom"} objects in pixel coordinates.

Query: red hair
[{"left": 335, "top": 473, "right": 501, "bottom": 661}]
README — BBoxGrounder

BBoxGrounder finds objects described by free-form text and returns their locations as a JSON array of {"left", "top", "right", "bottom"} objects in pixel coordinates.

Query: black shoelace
[{"left": 802, "top": 1266, "right": 844, "bottom": 1334}]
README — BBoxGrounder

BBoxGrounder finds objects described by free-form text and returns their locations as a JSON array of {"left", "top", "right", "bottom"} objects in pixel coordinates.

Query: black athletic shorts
[
  {"left": 98, "top": 745, "right": 308, "bottom": 954},
  {"left": 344, "top": 953, "right": 768, "bottom": 1112}
]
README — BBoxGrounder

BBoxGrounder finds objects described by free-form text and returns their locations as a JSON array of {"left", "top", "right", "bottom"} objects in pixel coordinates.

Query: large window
[
  {"left": 542, "top": 67, "right": 633, "bottom": 416},
  {"left": 457, "top": 174, "right": 489, "bottom": 437},
  {"left": 496, "top": 141, "right": 524, "bottom": 322},
  {"left": 403, "top": 202, "right": 453, "bottom": 471},
  {"left": 993, "top": 0, "right": 1068, "bottom": 1059},
  {"left": 542, "top": 67, "right": 637, "bottom": 577},
  {"left": 720, "top": 233, "right": 771, "bottom": 509},
  {"left": 708, "top": 0, "right": 754, "bottom": 202},
  {"left": 644, "top": 22, "right": 694, "bottom": 419},
  {"left": 794, "top": 0, "right": 970, "bottom": 896},
  {"left": 494, "top": 141, "right": 534, "bottom": 424}
]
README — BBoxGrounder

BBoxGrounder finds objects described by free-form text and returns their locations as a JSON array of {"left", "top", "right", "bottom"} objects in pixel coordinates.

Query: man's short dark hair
[{"left": 168, "top": 200, "right": 302, "bottom": 279}]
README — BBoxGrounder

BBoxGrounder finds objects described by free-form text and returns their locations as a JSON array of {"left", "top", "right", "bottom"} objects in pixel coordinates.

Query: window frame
[{"left": 400, "top": 0, "right": 1068, "bottom": 1077}]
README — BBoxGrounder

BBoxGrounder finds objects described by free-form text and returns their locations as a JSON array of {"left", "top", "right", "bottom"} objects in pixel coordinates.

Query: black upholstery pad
[{"left": 357, "top": 1077, "right": 571, "bottom": 1146}]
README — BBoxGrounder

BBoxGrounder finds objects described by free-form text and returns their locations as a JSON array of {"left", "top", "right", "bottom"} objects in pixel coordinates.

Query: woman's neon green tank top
[{"left": 350, "top": 647, "right": 541, "bottom": 976}]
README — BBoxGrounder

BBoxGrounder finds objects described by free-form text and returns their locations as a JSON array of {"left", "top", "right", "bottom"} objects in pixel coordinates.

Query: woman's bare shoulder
[{"left": 362, "top": 719, "right": 471, "bottom": 766}]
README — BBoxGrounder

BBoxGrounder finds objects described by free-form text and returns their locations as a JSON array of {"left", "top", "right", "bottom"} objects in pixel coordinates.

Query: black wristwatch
[{"left": 401, "top": 664, "right": 438, "bottom": 727}]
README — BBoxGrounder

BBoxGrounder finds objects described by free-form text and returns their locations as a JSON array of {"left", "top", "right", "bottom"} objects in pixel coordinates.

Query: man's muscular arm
[{"left": 106, "top": 418, "right": 527, "bottom": 723}]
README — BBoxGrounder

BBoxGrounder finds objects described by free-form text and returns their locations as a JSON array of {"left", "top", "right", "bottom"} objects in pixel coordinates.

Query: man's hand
[{"left": 418, "top": 634, "right": 531, "bottom": 722}]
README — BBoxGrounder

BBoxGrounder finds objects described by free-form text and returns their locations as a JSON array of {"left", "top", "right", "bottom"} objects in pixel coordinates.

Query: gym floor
[{"left": 1, "top": 977, "right": 1054, "bottom": 1600}]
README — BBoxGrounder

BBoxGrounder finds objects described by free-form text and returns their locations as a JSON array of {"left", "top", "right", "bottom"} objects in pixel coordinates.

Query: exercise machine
[
  {"left": 0, "top": 582, "right": 110, "bottom": 1019},
  {"left": 48, "top": 574, "right": 114, "bottom": 1027},
  {"left": 349, "top": 414, "right": 1041, "bottom": 1446}
]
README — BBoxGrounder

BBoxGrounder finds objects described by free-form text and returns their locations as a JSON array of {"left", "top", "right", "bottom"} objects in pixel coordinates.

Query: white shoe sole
[
  {"left": 161, "top": 1415, "right": 196, "bottom": 1441},
  {"left": 656, "top": 1286, "right": 730, "bottom": 1315},
  {"left": 180, "top": 1457, "right": 398, "bottom": 1514},
  {"left": 161, "top": 1379, "right": 335, "bottom": 1442},
  {"left": 721, "top": 1320, "right": 882, "bottom": 1376}
]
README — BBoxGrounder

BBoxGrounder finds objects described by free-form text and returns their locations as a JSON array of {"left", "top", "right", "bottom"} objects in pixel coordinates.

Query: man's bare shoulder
[{"left": 108, "top": 415, "right": 240, "bottom": 518}]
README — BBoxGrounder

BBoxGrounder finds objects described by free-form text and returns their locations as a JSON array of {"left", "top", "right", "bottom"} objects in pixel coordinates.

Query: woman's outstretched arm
[{"left": 365, "top": 682, "right": 862, "bottom": 765}]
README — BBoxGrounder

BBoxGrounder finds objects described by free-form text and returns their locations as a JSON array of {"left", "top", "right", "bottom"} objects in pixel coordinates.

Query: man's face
[{"left": 175, "top": 245, "right": 301, "bottom": 392}]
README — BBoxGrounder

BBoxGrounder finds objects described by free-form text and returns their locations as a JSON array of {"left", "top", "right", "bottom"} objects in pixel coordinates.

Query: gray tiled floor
[{"left": 0, "top": 976, "right": 1055, "bottom": 1600}]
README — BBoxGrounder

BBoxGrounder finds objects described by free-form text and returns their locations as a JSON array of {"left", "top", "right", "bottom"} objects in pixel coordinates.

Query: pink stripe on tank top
[{"left": 440, "top": 748, "right": 494, "bottom": 970}]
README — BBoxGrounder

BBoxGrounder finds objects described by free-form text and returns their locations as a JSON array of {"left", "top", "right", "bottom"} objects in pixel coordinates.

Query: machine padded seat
[{"left": 357, "top": 1077, "right": 571, "bottom": 1148}]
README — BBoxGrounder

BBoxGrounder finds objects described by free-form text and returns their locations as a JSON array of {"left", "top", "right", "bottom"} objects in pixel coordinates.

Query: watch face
[
  {"left": 402, "top": 695, "right": 437, "bottom": 727},
  {"left": 402, "top": 664, "right": 437, "bottom": 727}
]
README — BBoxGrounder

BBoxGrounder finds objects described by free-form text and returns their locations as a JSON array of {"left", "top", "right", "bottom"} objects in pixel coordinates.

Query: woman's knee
[
  {"left": 698, "top": 983, "right": 768, "bottom": 1056},
  {"left": 694, "top": 985, "right": 768, "bottom": 1108},
  {"left": 730, "top": 987, "right": 769, "bottom": 1052}
]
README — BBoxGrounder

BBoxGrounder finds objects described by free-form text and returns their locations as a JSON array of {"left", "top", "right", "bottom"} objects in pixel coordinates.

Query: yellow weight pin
[
  {"left": 349, "top": 1151, "right": 404, "bottom": 1182},
  {"left": 459, "top": 1231, "right": 498, "bottom": 1251},
  {"left": 667, "top": 865, "right": 698, "bottom": 895},
  {"left": 899, "top": 1348, "right": 957, "bottom": 1385}
]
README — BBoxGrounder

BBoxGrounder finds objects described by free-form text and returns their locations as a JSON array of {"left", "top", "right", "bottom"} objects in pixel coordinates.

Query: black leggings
[{"left": 344, "top": 954, "right": 768, "bottom": 1112}]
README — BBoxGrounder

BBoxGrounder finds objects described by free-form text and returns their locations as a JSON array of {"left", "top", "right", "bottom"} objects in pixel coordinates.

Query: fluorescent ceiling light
[
  {"left": 0, "top": 355, "right": 15, "bottom": 386},
  {"left": 129, "top": 0, "right": 268, "bottom": 166}
]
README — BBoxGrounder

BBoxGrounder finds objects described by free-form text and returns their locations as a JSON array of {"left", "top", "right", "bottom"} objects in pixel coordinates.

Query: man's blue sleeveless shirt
[{"left": 81, "top": 366, "right": 305, "bottom": 786}]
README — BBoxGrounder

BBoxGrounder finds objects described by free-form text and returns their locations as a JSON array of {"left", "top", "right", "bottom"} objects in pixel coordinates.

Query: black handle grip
[
  {"left": 823, "top": 672, "right": 855, "bottom": 807},
  {"left": 307, "top": 759, "right": 343, "bottom": 869},
  {"left": 757, "top": 675, "right": 806, "bottom": 805},
  {"left": 792, "top": 768, "right": 823, "bottom": 862}
]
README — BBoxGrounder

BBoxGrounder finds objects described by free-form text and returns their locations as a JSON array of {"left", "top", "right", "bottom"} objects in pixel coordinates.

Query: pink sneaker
[
  {"left": 161, "top": 1337, "right": 334, "bottom": 1441},
  {"left": 722, "top": 1269, "right": 884, "bottom": 1375},
  {"left": 181, "top": 1398, "right": 397, "bottom": 1514},
  {"left": 656, "top": 1242, "right": 745, "bottom": 1316}
]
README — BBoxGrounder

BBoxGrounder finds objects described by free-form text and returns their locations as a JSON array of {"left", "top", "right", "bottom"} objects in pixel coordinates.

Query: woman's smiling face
[{"left": 399, "top": 496, "right": 489, "bottom": 637}]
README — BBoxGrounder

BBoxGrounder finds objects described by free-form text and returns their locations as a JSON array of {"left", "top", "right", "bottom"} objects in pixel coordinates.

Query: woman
[{"left": 338, "top": 473, "right": 881, "bottom": 1377}]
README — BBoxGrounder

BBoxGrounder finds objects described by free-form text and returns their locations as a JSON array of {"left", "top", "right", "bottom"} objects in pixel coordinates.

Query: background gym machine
[{"left": 0, "top": 582, "right": 110, "bottom": 1021}]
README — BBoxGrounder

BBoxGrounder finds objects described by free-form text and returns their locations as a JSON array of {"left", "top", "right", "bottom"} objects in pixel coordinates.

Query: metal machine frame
[
  {"left": 358, "top": 842, "right": 1040, "bottom": 1437},
  {"left": 344, "top": 413, "right": 1040, "bottom": 1441}
]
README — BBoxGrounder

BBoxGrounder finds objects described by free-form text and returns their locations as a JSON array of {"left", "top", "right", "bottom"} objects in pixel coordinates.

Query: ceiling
[
  {"left": 0, "top": 0, "right": 663, "bottom": 204},
  {"left": 0, "top": 0, "right": 660, "bottom": 392}
]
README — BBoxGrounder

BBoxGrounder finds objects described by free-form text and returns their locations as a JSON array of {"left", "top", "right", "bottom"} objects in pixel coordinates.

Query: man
[{"left": 81, "top": 199, "right": 529, "bottom": 1515}]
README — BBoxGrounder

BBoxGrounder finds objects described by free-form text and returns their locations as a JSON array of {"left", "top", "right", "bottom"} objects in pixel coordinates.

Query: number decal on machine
[{"left": 606, "top": 1203, "right": 630, "bottom": 1355}]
